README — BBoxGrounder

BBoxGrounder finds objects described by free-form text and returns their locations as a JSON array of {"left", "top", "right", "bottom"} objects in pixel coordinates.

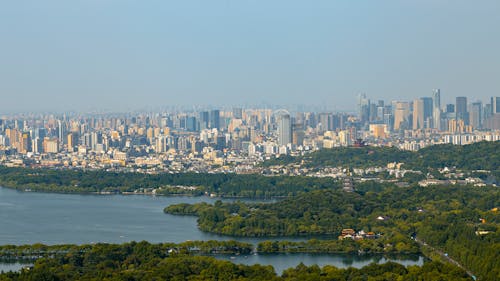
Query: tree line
[{"left": 0, "top": 167, "right": 338, "bottom": 198}]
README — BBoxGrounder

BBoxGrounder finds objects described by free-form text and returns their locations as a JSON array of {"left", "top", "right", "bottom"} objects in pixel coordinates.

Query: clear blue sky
[{"left": 1, "top": 1, "right": 499, "bottom": 112}]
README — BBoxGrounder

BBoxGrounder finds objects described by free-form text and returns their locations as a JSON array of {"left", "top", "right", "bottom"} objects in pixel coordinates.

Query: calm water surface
[
  {"left": 0, "top": 187, "right": 424, "bottom": 273},
  {"left": 0, "top": 262, "right": 31, "bottom": 273}
]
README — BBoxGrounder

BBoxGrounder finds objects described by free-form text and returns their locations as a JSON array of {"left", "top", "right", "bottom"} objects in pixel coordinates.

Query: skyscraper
[
  {"left": 469, "top": 102, "right": 482, "bottom": 129},
  {"left": 432, "top": 89, "right": 441, "bottom": 129},
  {"left": 277, "top": 111, "right": 292, "bottom": 146},
  {"left": 57, "top": 120, "right": 65, "bottom": 146},
  {"left": 413, "top": 99, "right": 425, "bottom": 130},
  {"left": 209, "top": 110, "right": 220, "bottom": 130},
  {"left": 198, "top": 111, "right": 209, "bottom": 130},
  {"left": 493, "top": 96, "right": 500, "bottom": 114},
  {"left": 421, "top": 97, "right": 433, "bottom": 128},
  {"left": 394, "top": 102, "right": 410, "bottom": 131},
  {"left": 357, "top": 94, "right": 370, "bottom": 125},
  {"left": 456, "top": 96, "right": 468, "bottom": 124},
  {"left": 318, "top": 113, "right": 332, "bottom": 132}
]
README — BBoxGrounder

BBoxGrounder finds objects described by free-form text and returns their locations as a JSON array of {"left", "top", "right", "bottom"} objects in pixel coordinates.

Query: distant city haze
[{"left": 1, "top": 1, "right": 499, "bottom": 112}]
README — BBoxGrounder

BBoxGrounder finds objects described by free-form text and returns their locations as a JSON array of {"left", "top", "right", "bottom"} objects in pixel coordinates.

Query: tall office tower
[
  {"left": 209, "top": 110, "right": 220, "bottom": 130},
  {"left": 432, "top": 89, "right": 441, "bottom": 129},
  {"left": 182, "top": 116, "right": 189, "bottom": 130},
  {"left": 233, "top": 107, "right": 243, "bottom": 119},
  {"left": 198, "top": 111, "right": 209, "bottom": 130},
  {"left": 456, "top": 96, "right": 468, "bottom": 124},
  {"left": 413, "top": 99, "right": 425, "bottom": 130},
  {"left": 484, "top": 103, "right": 493, "bottom": 120},
  {"left": 369, "top": 103, "right": 378, "bottom": 122},
  {"left": 318, "top": 113, "right": 331, "bottom": 132},
  {"left": 277, "top": 112, "right": 292, "bottom": 146},
  {"left": 421, "top": 97, "right": 433, "bottom": 128},
  {"left": 469, "top": 101, "right": 482, "bottom": 129},
  {"left": 357, "top": 94, "right": 370, "bottom": 125},
  {"left": 57, "top": 120, "right": 65, "bottom": 143},
  {"left": 394, "top": 102, "right": 410, "bottom": 131},
  {"left": 330, "top": 114, "right": 341, "bottom": 130},
  {"left": 493, "top": 96, "right": 500, "bottom": 114}
]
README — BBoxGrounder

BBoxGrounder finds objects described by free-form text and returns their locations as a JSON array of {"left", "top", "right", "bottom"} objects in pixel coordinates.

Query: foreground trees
[{"left": 0, "top": 242, "right": 471, "bottom": 281}]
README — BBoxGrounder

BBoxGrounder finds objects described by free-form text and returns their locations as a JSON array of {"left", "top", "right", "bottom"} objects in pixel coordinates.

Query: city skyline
[{"left": 1, "top": 1, "right": 500, "bottom": 112}]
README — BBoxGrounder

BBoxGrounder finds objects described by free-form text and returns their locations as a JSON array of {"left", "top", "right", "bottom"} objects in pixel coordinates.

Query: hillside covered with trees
[
  {"left": 263, "top": 141, "right": 500, "bottom": 173},
  {"left": 166, "top": 185, "right": 499, "bottom": 280}
]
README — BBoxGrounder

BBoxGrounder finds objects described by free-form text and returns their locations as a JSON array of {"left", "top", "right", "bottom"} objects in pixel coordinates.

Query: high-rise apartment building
[{"left": 43, "top": 137, "right": 59, "bottom": 153}]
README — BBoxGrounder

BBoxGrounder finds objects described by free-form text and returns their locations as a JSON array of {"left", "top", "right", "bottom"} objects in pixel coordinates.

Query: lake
[{"left": 0, "top": 186, "right": 424, "bottom": 273}]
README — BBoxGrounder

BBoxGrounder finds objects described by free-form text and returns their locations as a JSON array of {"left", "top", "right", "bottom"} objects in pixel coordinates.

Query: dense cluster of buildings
[
  {"left": 358, "top": 91, "right": 500, "bottom": 135},
  {"left": 0, "top": 92, "right": 499, "bottom": 171}
]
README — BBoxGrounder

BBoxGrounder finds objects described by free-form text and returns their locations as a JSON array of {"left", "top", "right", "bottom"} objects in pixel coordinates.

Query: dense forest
[
  {"left": 263, "top": 141, "right": 500, "bottom": 173},
  {"left": 166, "top": 185, "right": 499, "bottom": 280},
  {"left": 0, "top": 242, "right": 472, "bottom": 281},
  {"left": 0, "top": 167, "right": 338, "bottom": 198}
]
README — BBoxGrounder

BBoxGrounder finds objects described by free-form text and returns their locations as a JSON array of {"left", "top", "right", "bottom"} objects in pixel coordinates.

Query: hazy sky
[{"left": 1, "top": 1, "right": 499, "bottom": 112}]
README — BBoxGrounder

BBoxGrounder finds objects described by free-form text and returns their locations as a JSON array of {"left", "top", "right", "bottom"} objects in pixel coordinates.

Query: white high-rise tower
[
  {"left": 276, "top": 110, "right": 292, "bottom": 146},
  {"left": 432, "top": 89, "right": 441, "bottom": 130}
]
